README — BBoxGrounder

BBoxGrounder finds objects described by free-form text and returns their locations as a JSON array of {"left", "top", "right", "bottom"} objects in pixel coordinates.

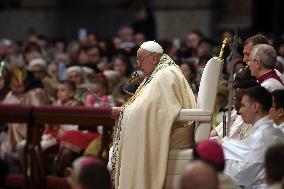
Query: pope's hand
[{"left": 110, "top": 107, "right": 122, "bottom": 119}]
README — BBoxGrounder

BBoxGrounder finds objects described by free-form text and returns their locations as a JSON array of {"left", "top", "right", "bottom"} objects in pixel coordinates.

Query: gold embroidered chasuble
[{"left": 111, "top": 54, "right": 196, "bottom": 189}]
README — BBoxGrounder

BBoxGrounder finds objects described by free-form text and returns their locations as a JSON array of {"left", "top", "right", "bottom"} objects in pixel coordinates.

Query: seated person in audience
[
  {"left": 112, "top": 54, "right": 133, "bottom": 84},
  {"left": 23, "top": 42, "right": 42, "bottom": 64},
  {"left": 48, "top": 61, "right": 67, "bottom": 81},
  {"left": 0, "top": 66, "right": 45, "bottom": 161},
  {"left": 42, "top": 80, "right": 82, "bottom": 149},
  {"left": 0, "top": 65, "right": 10, "bottom": 101},
  {"left": 28, "top": 58, "right": 58, "bottom": 102},
  {"left": 16, "top": 80, "right": 83, "bottom": 168},
  {"left": 179, "top": 61, "right": 198, "bottom": 95},
  {"left": 180, "top": 160, "right": 219, "bottom": 189},
  {"left": 51, "top": 81, "right": 100, "bottom": 176},
  {"left": 193, "top": 140, "right": 240, "bottom": 189},
  {"left": 82, "top": 66, "right": 96, "bottom": 84},
  {"left": 103, "top": 70, "right": 124, "bottom": 106},
  {"left": 85, "top": 78, "right": 115, "bottom": 108},
  {"left": 53, "top": 80, "right": 81, "bottom": 107},
  {"left": 223, "top": 86, "right": 284, "bottom": 188},
  {"left": 66, "top": 66, "right": 87, "bottom": 100},
  {"left": 269, "top": 90, "right": 284, "bottom": 133},
  {"left": 210, "top": 67, "right": 258, "bottom": 140},
  {"left": 212, "top": 80, "right": 229, "bottom": 128},
  {"left": 67, "top": 156, "right": 111, "bottom": 189},
  {"left": 264, "top": 144, "right": 284, "bottom": 189}
]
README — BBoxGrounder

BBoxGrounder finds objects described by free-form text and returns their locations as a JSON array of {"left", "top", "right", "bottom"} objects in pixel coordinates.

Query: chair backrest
[
  {"left": 195, "top": 57, "right": 223, "bottom": 141},
  {"left": 197, "top": 57, "right": 223, "bottom": 111}
]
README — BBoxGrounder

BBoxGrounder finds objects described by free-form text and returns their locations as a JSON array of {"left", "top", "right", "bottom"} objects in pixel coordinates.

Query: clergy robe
[
  {"left": 273, "top": 122, "right": 284, "bottom": 133},
  {"left": 213, "top": 109, "right": 252, "bottom": 141},
  {"left": 257, "top": 69, "right": 284, "bottom": 92},
  {"left": 223, "top": 116, "right": 284, "bottom": 189},
  {"left": 111, "top": 54, "right": 196, "bottom": 189}
]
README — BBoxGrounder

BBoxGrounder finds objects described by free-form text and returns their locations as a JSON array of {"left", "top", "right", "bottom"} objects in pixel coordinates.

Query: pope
[{"left": 109, "top": 41, "right": 196, "bottom": 189}]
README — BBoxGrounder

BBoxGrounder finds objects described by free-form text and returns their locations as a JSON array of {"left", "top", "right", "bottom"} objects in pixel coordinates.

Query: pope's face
[{"left": 136, "top": 48, "right": 156, "bottom": 77}]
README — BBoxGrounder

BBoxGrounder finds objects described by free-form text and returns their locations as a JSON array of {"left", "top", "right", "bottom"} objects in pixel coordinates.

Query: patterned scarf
[{"left": 110, "top": 54, "right": 176, "bottom": 184}]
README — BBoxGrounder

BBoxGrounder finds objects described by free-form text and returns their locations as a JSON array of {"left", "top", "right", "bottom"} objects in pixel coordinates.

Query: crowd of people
[{"left": 0, "top": 25, "right": 284, "bottom": 189}]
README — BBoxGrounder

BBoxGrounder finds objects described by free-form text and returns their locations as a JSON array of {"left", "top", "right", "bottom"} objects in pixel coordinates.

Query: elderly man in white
[
  {"left": 109, "top": 41, "right": 196, "bottom": 189},
  {"left": 248, "top": 44, "right": 284, "bottom": 92}
]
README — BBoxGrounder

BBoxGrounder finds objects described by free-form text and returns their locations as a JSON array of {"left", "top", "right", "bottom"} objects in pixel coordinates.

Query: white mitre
[{"left": 140, "top": 41, "right": 163, "bottom": 54}]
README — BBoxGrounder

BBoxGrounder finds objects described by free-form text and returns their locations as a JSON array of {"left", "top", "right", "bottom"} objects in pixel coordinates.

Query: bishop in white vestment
[{"left": 110, "top": 41, "right": 196, "bottom": 189}]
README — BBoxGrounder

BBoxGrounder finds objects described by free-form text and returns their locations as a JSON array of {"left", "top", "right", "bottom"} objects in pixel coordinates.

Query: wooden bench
[{"left": 0, "top": 104, "right": 114, "bottom": 189}]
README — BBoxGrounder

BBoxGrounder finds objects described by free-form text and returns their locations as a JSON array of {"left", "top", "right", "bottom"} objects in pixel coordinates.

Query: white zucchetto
[{"left": 140, "top": 41, "right": 163, "bottom": 54}]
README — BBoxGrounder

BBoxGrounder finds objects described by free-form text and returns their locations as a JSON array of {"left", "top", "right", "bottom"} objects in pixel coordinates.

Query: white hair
[{"left": 251, "top": 44, "right": 277, "bottom": 69}]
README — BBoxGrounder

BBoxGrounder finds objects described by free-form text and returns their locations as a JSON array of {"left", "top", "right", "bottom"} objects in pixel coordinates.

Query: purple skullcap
[{"left": 195, "top": 139, "right": 224, "bottom": 164}]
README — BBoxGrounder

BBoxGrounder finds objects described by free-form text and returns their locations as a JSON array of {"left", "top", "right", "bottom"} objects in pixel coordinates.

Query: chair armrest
[{"left": 176, "top": 109, "right": 212, "bottom": 121}]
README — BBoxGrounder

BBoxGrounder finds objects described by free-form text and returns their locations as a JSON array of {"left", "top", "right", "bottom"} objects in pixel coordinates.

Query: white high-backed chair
[{"left": 165, "top": 57, "right": 224, "bottom": 188}]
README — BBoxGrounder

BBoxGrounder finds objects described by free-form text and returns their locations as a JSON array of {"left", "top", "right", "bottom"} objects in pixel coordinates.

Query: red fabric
[
  {"left": 44, "top": 128, "right": 58, "bottom": 137},
  {"left": 35, "top": 105, "right": 112, "bottom": 115},
  {"left": 44, "top": 143, "right": 60, "bottom": 154},
  {"left": 46, "top": 176, "right": 71, "bottom": 189},
  {"left": 195, "top": 140, "right": 224, "bottom": 164},
  {"left": 5, "top": 174, "right": 71, "bottom": 189},
  {"left": 95, "top": 73, "right": 107, "bottom": 79},
  {"left": 60, "top": 131, "right": 99, "bottom": 152},
  {"left": 257, "top": 69, "right": 284, "bottom": 86},
  {"left": 5, "top": 174, "right": 24, "bottom": 187}
]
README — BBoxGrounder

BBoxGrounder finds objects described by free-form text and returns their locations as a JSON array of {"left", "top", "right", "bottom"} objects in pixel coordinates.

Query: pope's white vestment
[{"left": 110, "top": 54, "right": 196, "bottom": 189}]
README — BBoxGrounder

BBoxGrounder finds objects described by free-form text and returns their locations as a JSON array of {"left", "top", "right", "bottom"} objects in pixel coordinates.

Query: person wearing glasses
[
  {"left": 109, "top": 41, "right": 196, "bottom": 189},
  {"left": 248, "top": 44, "right": 284, "bottom": 92},
  {"left": 269, "top": 89, "right": 284, "bottom": 133},
  {"left": 223, "top": 86, "right": 284, "bottom": 189}
]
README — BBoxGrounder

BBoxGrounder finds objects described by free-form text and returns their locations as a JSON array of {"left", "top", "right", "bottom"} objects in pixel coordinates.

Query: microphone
[
  {"left": 128, "top": 71, "right": 140, "bottom": 84},
  {"left": 122, "top": 71, "right": 141, "bottom": 96}
]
